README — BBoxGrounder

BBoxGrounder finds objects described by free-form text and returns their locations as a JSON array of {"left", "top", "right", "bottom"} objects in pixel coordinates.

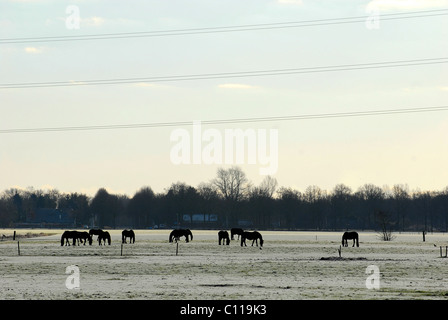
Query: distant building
[
  {"left": 16, "top": 208, "right": 76, "bottom": 228},
  {"left": 182, "top": 213, "right": 218, "bottom": 224}
]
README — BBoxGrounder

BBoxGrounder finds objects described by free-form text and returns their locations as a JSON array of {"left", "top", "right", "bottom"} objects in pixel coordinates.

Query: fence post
[
  {"left": 176, "top": 241, "right": 179, "bottom": 256},
  {"left": 17, "top": 241, "right": 20, "bottom": 256}
]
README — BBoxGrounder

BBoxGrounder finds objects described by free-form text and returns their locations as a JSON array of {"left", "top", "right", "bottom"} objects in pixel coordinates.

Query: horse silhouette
[
  {"left": 169, "top": 229, "right": 193, "bottom": 243},
  {"left": 61, "top": 231, "right": 92, "bottom": 246},
  {"left": 98, "top": 230, "right": 111, "bottom": 245},
  {"left": 342, "top": 231, "right": 359, "bottom": 247},
  {"left": 61, "top": 230, "right": 77, "bottom": 246},
  {"left": 218, "top": 230, "right": 230, "bottom": 245},
  {"left": 122, "top": 229, "right": 135, "bottom": 243},
  {"left": 241, "top": 231, "right": 263, "bottom": 248},
  {"left": 77, "top": 231, "right": 92, "bottom": 245},
  {"left": 230, "top": 228, "right": 244, "bottom": 240},
  {"left": 89, "top": 229, "right": 102, "bottom": 237}
]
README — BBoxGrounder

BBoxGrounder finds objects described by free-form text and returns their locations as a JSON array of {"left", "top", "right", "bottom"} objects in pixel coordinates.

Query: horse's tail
[
  {"left": 356, "top": 234, "right": 359, "bottom": 247},
  {"left": 107, "top": 233, "right": 111, "bottom": 245},
  {"left": 61, "top": 232, "right": 65, "bottom": 246},
  {"left": 169, "top": 231, "right": 173, "bottom": 242},
  {"left": 189, "top": 230, "right": 193, "bottom": 241}
]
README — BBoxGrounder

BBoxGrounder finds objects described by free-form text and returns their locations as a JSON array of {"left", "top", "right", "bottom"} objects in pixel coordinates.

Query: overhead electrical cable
[
  {"left": 1, "top": 57, "right": 447, "bottom": 89},
  {"left": 0, "top": 8, "right": 447, "bottom": 44},
  {"left": 1, "top": 105, "right": 447, "bottom": 134}
]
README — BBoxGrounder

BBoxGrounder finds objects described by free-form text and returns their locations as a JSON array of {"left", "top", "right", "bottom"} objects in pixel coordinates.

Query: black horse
[
  {"left": 169, "top": 229, "right": 193, "bottom": 243},
  {"left": 98, "top": 230, "right": 111, "bottom": 245},
  {"left": 77, "top": 231, "right": 93, "bottom": 245},
  {"left": 89, "top": 229, "right": 103, "bottom": 237},
  {"left": 230, "top": 228, "right": 244, "bottom": 240},
  {"left": 122, "top": 229, "right": 135, "bottom": 243},
  {"left": 61, "top": 231, "right": 92, "bottom": 246},
  {"left": 241, "top": 231, "right": 263, "bottom": 248},
  {"left": 61, "top": 230, "right": 77, "bottom": 246},
  {"left": 342, "top": 231, "right": 359, "bottom": 247},
  {"left": 218, "top": 230, "right": 230, "bottom": 245}
]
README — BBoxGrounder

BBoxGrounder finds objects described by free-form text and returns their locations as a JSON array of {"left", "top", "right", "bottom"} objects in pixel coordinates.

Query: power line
[
  {"left": 1, "top": 105, "right": 447, "bottom": 134},
  {"left": 1, "top": 57, "right": 447, "bottom": 89},
  {"left": 1, "top": 8, "right": 447, "bottom": 44}
]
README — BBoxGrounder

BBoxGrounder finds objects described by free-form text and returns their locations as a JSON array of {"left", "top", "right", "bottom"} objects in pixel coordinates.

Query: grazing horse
[
  {"left": 76, "top": 231, "right": 92, "bottom": 245},
  {"left": 61, "top": 230, "right": 78, "bottom": 246},
  {"left": 98, "top": 230, "right": 111, "bottom": 245},
  {"left": 89, "top": 229, "right": 102, "bottom": 237},
  {"left": 169, "top": 229, "right": 193, "bottom": 243},
  {"left": 122, "top": 229, "right": 135, "bottom": 243},
  {"left": 218, "top": 230, "right": 230, "bottom": 245},
  {"left": 230, "top": 228, "right": 244, "bottom": 240},
  {"left": 241, "top": 231, "right": 263, "bottom": 248},
  {"left": 342, "top": 231, "right": 359, "bottom": 247}
]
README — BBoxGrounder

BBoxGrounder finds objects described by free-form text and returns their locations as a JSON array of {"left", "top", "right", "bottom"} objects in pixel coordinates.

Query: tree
[
  {"left": 90, "top": 188, "right": 119, "bottom": 228},
  {"left": 303, "top": 185, "right": 328, "bottom": 229},
  {"left": 356, "top": 184, "right": 385, "bottom": 229},
  {"left": 277, "top": 187, "right": 302, "bottom": 229},
  {"left": 247, "top": 176, "right": 278, "bottom": 228},
  {"left": 197, "top": 182, "right": 221, "bottom": 224},
  {"left": 375, "top": 210, "right": 395, "bottom": 241},
  {"left": 58, "top": 192, "right": 91, "bottom": 226},
  {"left": 212, "top": 166, "right": 250, "bottom": 202},
  {"left": 212, "top": 166, "right": 250, "bottom": 227},
  {"left": 128, "top": 187, "right": 155, "bottom": 228},
  {"left": 330, "top": 184, "right": 353, "bottom": 229},
  {"left": 392, "top": 184, "right": 410, "bottom": 231},
  {"left": 165, "top": 182, "right": 200, "bottom": 226}
]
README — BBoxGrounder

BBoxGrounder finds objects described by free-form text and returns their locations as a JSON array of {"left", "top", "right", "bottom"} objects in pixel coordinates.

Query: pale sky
[{"left": 1, "top": 0, "right": 448, "bottom": 197}]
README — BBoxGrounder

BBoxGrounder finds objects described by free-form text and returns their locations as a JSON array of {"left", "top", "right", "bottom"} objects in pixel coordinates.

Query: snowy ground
[{"left": 1, "top": 229, "right": 448, "bottom": 300}]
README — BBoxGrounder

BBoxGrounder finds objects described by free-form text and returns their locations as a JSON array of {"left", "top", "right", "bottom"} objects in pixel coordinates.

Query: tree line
[{"left": 1, "top": 166, "right": 448, "bottom": 232}]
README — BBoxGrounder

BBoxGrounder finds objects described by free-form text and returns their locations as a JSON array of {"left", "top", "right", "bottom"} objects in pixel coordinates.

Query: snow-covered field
[{"left": 1, "top": 229, "right": 448, "bottom": 300}]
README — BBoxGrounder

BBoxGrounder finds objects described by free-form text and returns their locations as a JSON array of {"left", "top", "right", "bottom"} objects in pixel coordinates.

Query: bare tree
[
  {"left": 212, "top": 166, "right": 250, "bottom": 202},
  {"left": 375, "top": 210, "right": 395, "bottom": 241},
  {"left": 212, "top": 166, "right": 250, "bottom": 227}
]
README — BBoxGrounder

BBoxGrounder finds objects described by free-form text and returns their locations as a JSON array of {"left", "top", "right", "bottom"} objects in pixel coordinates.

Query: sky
[{"left": 1, "top": 0, "right": 448, "bottom": 197}]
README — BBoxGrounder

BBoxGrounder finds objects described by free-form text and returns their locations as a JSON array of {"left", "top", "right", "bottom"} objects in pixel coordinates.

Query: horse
[
  {"left": 61, "top": 230, "right": 78, "bottom": 246},
  {"left": 218, "top": 230, "right": 230, "bottom": 245},
  {"left": 98, "top": 230, "right": 111, "bottom": 245},
  {"left": 230, "top": 228, "right": 244, "bottom": 240},
  {"left": 169, "top": 229, "right": 193, "bottom": 243},
  {"left": 342, "top": 231, "right": 359, "bottom": 247},
  {"left": 89, "top": 229, "right": 102, "bottom": 237},
  {"left": 76, "top": 231, "right": 92, "bottom": 245},
  {"left": 241, "top": 231, "right": 263, "bottom": 248},
  {"left": 122, "top": 229, "right": 135, "bottom": 243}
]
